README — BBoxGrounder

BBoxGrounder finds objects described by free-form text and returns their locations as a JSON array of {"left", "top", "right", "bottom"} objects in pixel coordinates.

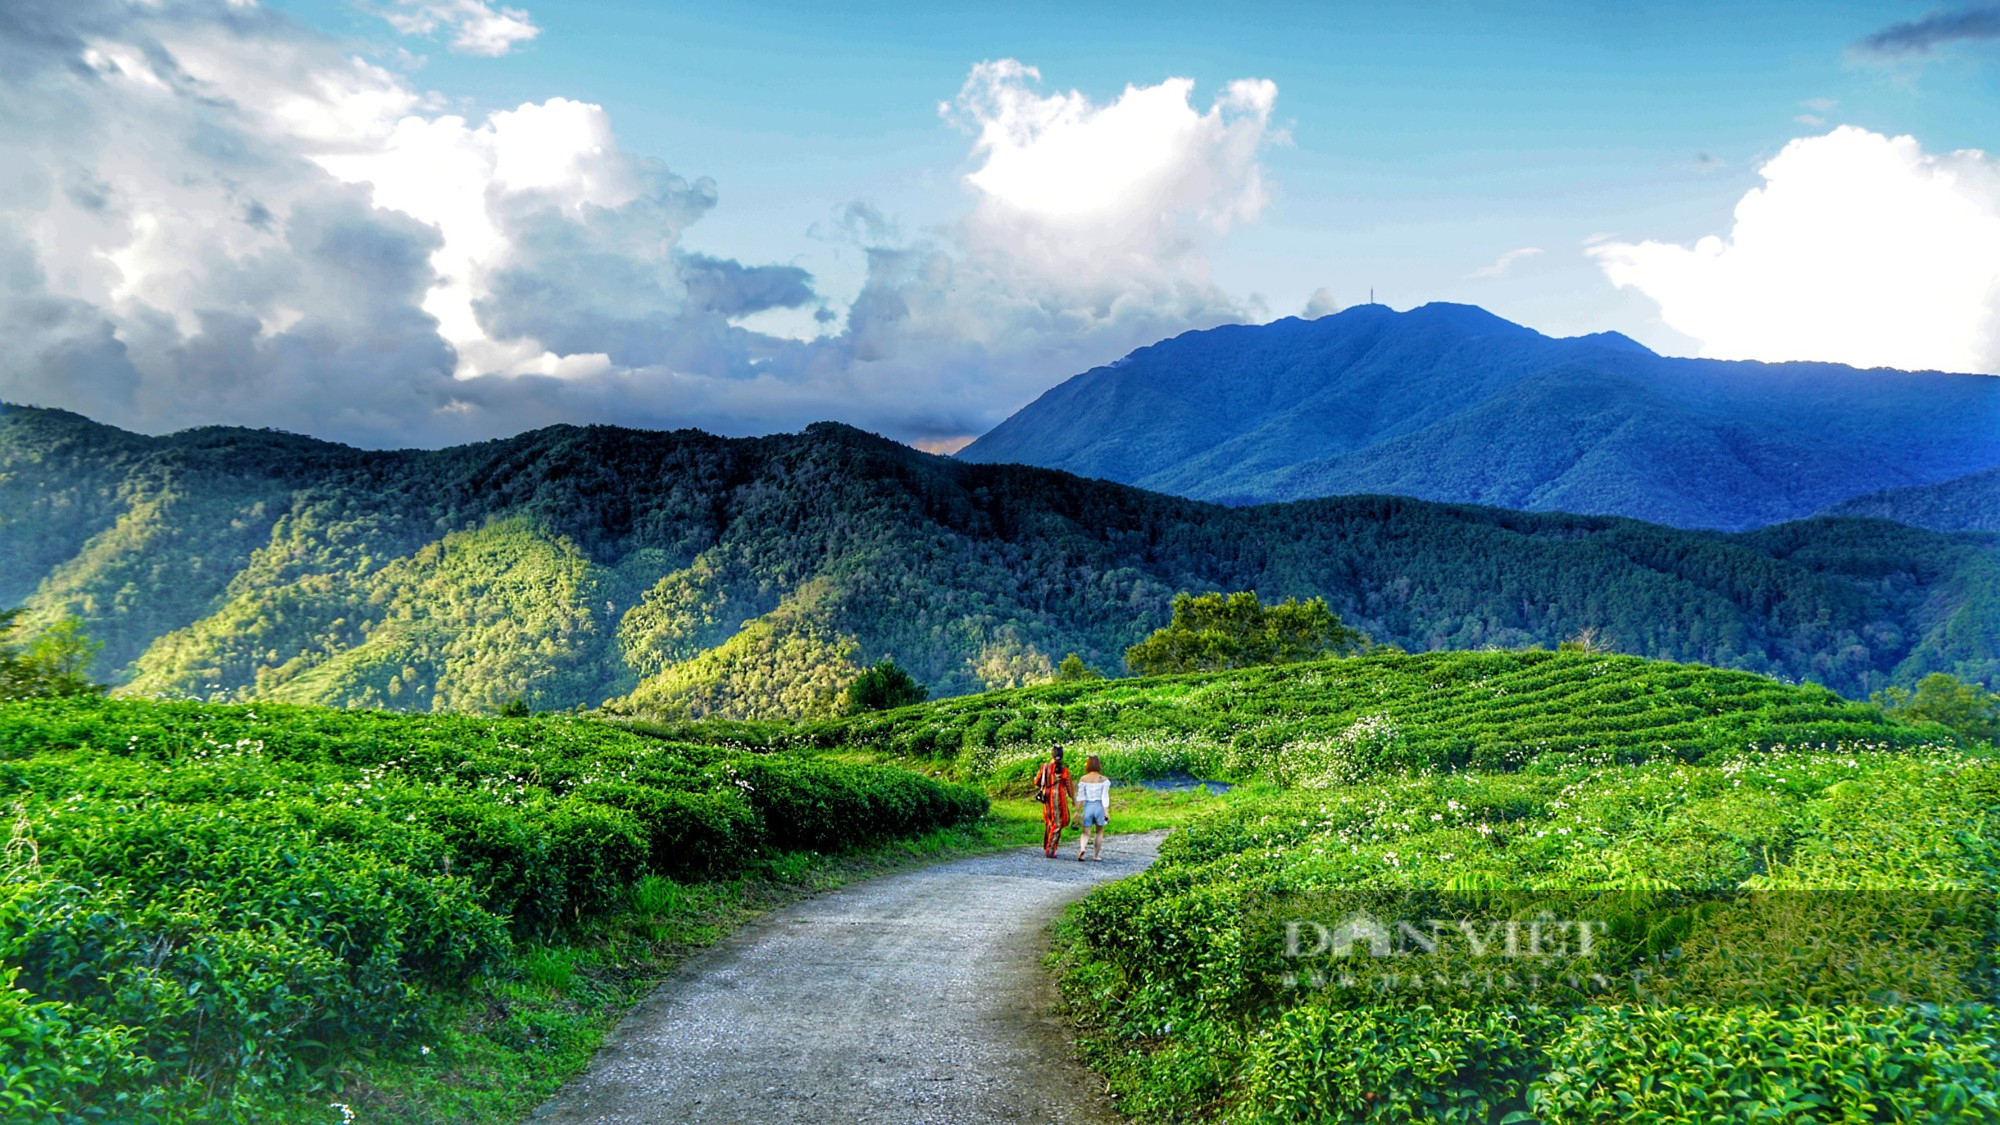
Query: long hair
[
  {"left": 1085, "top": 754, "right": 1103, "bottom": 775},
  {"left": 1050, "top": 744, "right": 1065, "bottom": 764}
]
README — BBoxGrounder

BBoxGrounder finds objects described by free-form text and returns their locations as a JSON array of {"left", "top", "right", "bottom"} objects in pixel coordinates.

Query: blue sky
[
  {"left": 291, "top": 0, "right": 2000, "bottom": 338},
  {"left": 3, "top": 0, "right": 1997, "bottom": 447}
]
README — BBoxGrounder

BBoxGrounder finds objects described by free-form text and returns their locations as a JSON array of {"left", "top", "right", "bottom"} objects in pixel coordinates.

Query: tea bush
[
  {"left": 789, "top": 650, "right": 1963, "bottom": 781},
  {"left": 0, "top": 696, "right": 986, "bottom": 1121},
  {"left": 1533, "top": 1004, "right": 2000, "bottom": 1124},
  {"left": 1059, "top": 747, "right": 1999, "bottom": 1123}
]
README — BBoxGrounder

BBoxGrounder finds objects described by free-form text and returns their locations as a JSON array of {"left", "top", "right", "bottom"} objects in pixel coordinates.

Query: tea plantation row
[
  {"left": 759, "top": 650, "right": 1959, "bottom": 788},
  {"left": 0, "top": 698, "right": 986, "bottom": 1123},
  {"left": 1057, "top": 746, "right": 1999, "bottom": 1123}
]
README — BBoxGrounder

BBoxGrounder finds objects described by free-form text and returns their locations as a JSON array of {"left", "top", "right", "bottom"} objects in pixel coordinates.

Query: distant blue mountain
[{"left": 957, "top": 303, "right": 2000, "bottom": 530}]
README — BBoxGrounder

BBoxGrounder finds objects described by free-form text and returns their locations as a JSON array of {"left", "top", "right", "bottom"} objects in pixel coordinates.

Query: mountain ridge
[
  {"left": 4, "top": 402, "right": 1997, "bottom": 717},
  {"left": 1823, "top": 464, "right": 2000, "bottom": 533},
  {"left": 957, "top": 303, "right": 2000, "bottom": 529}
]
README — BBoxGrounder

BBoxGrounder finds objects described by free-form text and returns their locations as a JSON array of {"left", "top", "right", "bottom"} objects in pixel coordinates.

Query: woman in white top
[{"left": 1075, "top": 755, "right": 1111, "bottom": 861}]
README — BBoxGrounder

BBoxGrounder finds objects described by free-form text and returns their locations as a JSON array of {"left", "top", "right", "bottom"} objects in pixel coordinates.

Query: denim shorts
[{"left": 1080, "top": 800, "right": 1107, "bottom": 827}]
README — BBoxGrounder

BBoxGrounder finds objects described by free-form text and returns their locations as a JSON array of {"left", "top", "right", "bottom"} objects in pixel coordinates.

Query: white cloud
[
  {"left": 804, "top": 61, "right": 1282, "bottom": 444},
  {"left": 1302, "top": 288, "right": 1341, "bottom": 318},
  {"left": 1469, "top": 246, "right": 1543, "bottom": 280},
  {"left": 1591, "top": 126, "right": 2000, "bottom": 374},
  {"left": 0, "top": 6, "right": 1279, "bottom": 449},
  {"left": 948, "top": 61, "right": 1276, "bottom": 258},
  {"left": 382, "top": 0, "right": 539, "bottom": 57},
  {"left": 310, "top": 96, "right": 768, "bottom": 378}
]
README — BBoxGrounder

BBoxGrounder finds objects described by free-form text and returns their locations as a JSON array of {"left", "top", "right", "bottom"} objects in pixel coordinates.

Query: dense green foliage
[
  {"left": 0, "top": 611, "right": 104, "bottom": 701},
  {"left": 1024, "top": 657, "right": 1995, "bottom": 1123},
  {"left": 0, "top": 697, "right": 984, "bottom": 1122},
  {"left": 1875, "top": 672, "right": 2000, "bottom": 744},
  {"left": 839, "top": 659, "right": 928, "bottom": 714},
  {"left": 4, "top": 403, "right": 1998, "bottom": 721},
  {"left": 1828, "top": 463, "right": 2000, "bottom": 533},
  {"left": 959, "top": 302, "right": 2000, "bottom": 529},
  {"left": 1125, "top": 592, "right": 1367, "bottom": 675},
  {"left": 786, "top": 650, "right": 1962, "bottom": 786},
  {"left": 1056, "top": 653, "right": 1105, "bottom": 682}
]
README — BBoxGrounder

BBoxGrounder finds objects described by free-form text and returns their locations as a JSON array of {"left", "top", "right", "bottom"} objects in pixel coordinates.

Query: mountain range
[
  {"left": 957, "top": 303, "right": 2000, "bottom": 530},
  {"left": 3, "top": 402, "right": 1996, "bottom": 717},
  {"left": 1826, "top": 465, "right": 2000, "bottom": 533}
]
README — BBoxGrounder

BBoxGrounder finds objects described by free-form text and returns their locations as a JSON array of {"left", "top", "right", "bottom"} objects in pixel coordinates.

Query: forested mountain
[
  {"left": 3, "top": 403, "right": 1997, "bottom": 717},
  {"left": 1823, "top": 464, "right": 2000, "bottom": 533},
  {"left": 957, "top": 302, "right": 2000, "bottom": 529}
]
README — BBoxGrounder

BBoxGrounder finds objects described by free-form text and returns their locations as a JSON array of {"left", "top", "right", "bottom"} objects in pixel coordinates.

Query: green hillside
[
  {"left": 4, "top": 403, "right": 1999, "bottom": 719},
  {"left": 1827, "top": 463, "right": 2000, "bottom": 533},
  {"left": 778, "top": 649, "right": 1961, "bottom": 783}
]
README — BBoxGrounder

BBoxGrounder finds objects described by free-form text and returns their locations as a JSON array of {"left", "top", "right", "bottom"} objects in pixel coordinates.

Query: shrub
[
  {"left": 1533, "top": 1004, "right": 2000, "bottom": 1124},
  {"left": 1126, "top": 592, "right": 1366, "bottom": 675},
  {"left": 572, "top": 782, "right": 761, "bottom": 876},
  {"left": 718, "top": 755, "right": 986, "bottom": 852},
  {"left": 1059, "top": 746, "right": 1998, "bottom": 1123},
  {"left": 840, "top": 659, "right": 928, "bottom": 714},
  {"left": 0, "top": 696, "right": 986, "bottom": 1118},
  {"left": 544, "top": 798, "right": 649, "bottom": 920},
  {"left": 1238, "top": 1002, "right": 1564, "bottom": 1125}
]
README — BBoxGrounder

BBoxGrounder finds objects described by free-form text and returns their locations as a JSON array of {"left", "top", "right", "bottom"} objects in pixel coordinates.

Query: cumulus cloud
[
  {"left": 1302, "top": 288, "right": 1342, "bottom": 318},
  {"left": 382, "top": 0, "right": 539, "bottom": 57},
  {"left": 947, "top": 60, "right": 1276, "bottom": 265},
  {"left": 801, "top": 60, "right": 1282, "bottom": 441},
  {"left": 0, "top": 3, "right": 1280, "bottom": 448},
  {"left": 1858, "top": 5, "right": 2000, "bottom": 55},
  {"left": 1589, "top": 126, "right": 2000, "bottom": 374}
]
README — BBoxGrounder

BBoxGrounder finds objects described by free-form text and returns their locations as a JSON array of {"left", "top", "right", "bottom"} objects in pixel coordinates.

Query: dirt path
[{"left": 531, "top": 832, "right": 1166, "bottom": 1125}]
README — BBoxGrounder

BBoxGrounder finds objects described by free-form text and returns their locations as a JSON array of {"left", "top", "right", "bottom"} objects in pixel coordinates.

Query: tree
[
  {"left": 0, "top": 611, "right": 107, "bottom": 700},
  {"left": 1558, "top": 626, "right": 1613, "bottom": 653},
  {"left": 1124, "top": 592, "right": 1367, "bottom": 676},
  {"left": 840, "top": 659, "right": 928, "bottom": 714},
  {"left": 1873, "top": 672, "right": 2000, "bottom": 744},
  {"left": 1055, "top": 653, "right": 1104, "bottom": 682}
]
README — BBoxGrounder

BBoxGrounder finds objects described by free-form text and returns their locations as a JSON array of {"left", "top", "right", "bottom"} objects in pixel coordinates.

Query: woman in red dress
[{"left": 1036, "top": 745, "right": 1074, "bottom": 858}]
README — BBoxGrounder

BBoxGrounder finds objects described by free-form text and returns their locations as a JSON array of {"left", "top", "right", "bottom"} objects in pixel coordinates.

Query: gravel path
[{"left": 531, "top": 831, "right": 1166, "bottom": 1125}]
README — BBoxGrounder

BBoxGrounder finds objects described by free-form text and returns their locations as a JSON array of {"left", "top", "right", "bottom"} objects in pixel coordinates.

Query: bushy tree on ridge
[{"left": 1125, "top": 591, "right": 1367, "bottom": 675}]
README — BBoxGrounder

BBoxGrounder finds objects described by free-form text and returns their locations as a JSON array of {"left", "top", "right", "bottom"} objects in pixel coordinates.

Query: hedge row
[
  {"left": 1060, "top": 747, "right": 2000, "bottom": 1123},
  {"left": 0, "top": 697, "right": 986, "bottom": 1122},
  {"left": 787, "top": 650, "right": 1961, "bottom": 776}
]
